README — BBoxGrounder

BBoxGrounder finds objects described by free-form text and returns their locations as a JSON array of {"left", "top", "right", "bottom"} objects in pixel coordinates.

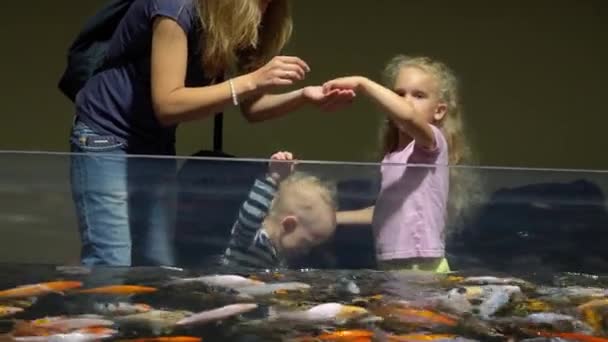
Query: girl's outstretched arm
[{"left": 323, "top": 77, "right": 436, "bottom": 150}]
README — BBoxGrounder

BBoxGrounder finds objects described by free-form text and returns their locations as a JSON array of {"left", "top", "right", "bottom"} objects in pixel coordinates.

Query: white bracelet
[{"left": 229, "top": 79, "right": 239, "bottom": 106}]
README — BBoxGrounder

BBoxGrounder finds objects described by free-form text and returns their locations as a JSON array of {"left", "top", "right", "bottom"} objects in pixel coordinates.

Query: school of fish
[{"left": 1, "top": 268, "right": 608, "bottom": 342}]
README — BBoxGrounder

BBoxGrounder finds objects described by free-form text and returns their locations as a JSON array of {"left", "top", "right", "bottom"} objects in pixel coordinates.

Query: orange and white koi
[
  {"left": 0, "top": 306, "right": 23, "bottom": 317},
  {"left": 269, "top": 303, "right": 369, "bottom": 325},
  {"left": 31, "top": 316, "right": 114, "bottom": 331},
  {"left": 12, "top": 327, "right": 117, "bottom": 342},
  {"left": 236, "top": 282, "right": 311, "bottom": 297},
  {"left": 0, "top": 281, "right": 83, "bottom": 299}
]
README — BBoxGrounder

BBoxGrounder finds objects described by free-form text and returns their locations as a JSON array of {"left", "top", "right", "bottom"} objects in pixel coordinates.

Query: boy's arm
[
  {"left": 227, "top": 176, "right": 279, "bottom": 249},
  {"left": 336, "top": 206, "right": 374, "bottom": 226}
]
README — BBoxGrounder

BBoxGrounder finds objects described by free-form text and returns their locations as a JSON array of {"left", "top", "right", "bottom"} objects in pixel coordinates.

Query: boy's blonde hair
[
  {"left": 380, "top": 55, "right": 483, "bottom": 233},
  {"left": 196, "top": 0, "right": 293, "bottom": 78},
  {"left": 268, "top": 172, "right": 338, "bottom": 222}
]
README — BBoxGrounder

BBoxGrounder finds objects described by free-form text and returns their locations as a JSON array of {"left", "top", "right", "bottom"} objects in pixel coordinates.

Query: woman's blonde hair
[
  {"left": 196, "top": 0, "right": 293, "bottom": 78},
  {"left": 380, "top": 55, "right": 483, "bottom": 233}
]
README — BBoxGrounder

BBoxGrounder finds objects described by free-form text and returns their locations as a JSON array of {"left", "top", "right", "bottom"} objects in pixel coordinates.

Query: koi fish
[
  {"left": 578, "top": 300, "right": 607, "bottom": 333},
  {"left": 0, "top": 281, "right": 83, "bottom": 299},
  {"left": 269, "top": 303, "right": 369, "bottom": 325},
  {"left": 535, "top": 330, "right": 608, "bottom": 342},
  {"left": 387, "top": 333, "right": 458, "bottom": 341},
  {"left": 522, "top": 313, "right": 593, "bottom": 334},
  {"left": 461, "top": 276, "right": 529, "bottom": 287},
  {"left": 93, "top": 302, "right": 152, "bottom": 316},
  {"left": 76, "top": 285, "right": 157, "bottom": 295},
  {"left": 474, "top": 285, "right": 522, "bottom": 319},
  {"left": 12, "top": 327, "right": 117, "bottom": 342},
  {"left": 0, "top": 306, "right": 23, "bottom": 317},
  {"left": 432, "top": 288, "right": 473, "bottom": 315},
  {"left": 316, "top": 329, "right": 374, "bottom": 341},
  {"left": 31, "top": 316, "right": 115, "bottom": 331},
  {"left": 537, "top": 286, "right": 608, "bottom": 302},
  {"left": 176, "top": 303, "right": 258, "bottom": 326},
  {"left": 496, "top": 313, "right": 594, "bottom": 337},
  {"left": 167, "top": 275, "right": 264, "bottom": 288},
  {"left": 115, "top": 310, "right": 191, "bottom": 335},
  {"left": 376, "top": 305, "right": 458, "bottom": 327},
  {"left": 118, "top": 337, "right": 202, "bottom": 342},
  {"left": 236, "top": 282, "right": 311, "bottom": 297}
]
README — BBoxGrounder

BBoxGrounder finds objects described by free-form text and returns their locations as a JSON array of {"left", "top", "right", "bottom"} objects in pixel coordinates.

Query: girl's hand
[
  {"left": 322, "top": 76, "right": 368, "bottom": 93},
  {"left": 268, "top": 151, "right": 296, "bottom": 181},
  {"left": 302, "top": 86, "right": 356, "bottom": 112}
]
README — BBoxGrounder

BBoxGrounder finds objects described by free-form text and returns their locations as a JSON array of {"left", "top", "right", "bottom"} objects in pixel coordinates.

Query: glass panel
[
  {"left": 1, "top": 151, "right": 607, "bottom": 341},
  {"left": 2, "top": 151, "right": 607, "bottom": 274}
]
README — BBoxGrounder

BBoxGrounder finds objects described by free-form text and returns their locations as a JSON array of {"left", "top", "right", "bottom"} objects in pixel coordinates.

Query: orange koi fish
[
  {"left": 75, "top": 326, "right": 118, "bottom": 335},
  {"left": 378, "top": 305, "right": 458, "bottom": 327},
  {"left": 388, "top": 333, "right": 457, "bottom": 341},
  {"left": 76, "top": 285, "right": 157, "bottom": 295},
  {"left": 536, "top": 331, "right": 608, "bottom": 342},
  {"left": 317, "top": 329, "right": 374, "bottom": 341},
  {"left": 119, "top": 337, "right": 202, "bottom": 342},
  {"left": 0, "top": 281, "right": 82, "bottom": 299}
]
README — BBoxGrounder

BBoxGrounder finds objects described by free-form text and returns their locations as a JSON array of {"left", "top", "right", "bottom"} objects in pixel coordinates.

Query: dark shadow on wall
[{"left": 447, "top": 179, "right": 608, "bottom": 275}]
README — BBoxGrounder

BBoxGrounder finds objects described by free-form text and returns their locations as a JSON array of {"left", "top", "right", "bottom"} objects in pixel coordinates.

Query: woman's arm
[
  {"left": 240, "top": 86, "right": 355, "bottom": 123},
  {"left": 240, "top": 90, "right": 308, "bottom": 123},
  {"left": 150, "top": 17, "right": 308, "bottom": 126},
  {"left": 336, "top": 206, "right": 374, "bottom": 226}
]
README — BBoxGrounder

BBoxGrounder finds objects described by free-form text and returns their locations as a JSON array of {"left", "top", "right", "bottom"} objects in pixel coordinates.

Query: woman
[{"left": 69, "top": 0, "right": 354, "bottom": 267}]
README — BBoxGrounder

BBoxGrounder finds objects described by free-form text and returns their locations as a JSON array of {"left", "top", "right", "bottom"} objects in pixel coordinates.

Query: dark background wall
[{"left": 1, "top": 0, "right": 606, "bottom": 169}]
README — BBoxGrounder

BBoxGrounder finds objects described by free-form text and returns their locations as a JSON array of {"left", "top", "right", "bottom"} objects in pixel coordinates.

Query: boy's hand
[{"left": 268, "top": 151, "right": 296, "bottom": 181}]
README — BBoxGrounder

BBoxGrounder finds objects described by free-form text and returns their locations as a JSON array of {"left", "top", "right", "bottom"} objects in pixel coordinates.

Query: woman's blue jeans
[{"left": 69, "top": 118, "right": 176, "bottom": 267}]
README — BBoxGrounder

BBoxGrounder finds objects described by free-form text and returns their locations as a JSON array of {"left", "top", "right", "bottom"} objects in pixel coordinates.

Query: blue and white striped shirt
[{"left": 223, "top": 176, "right": 284, "bottom": 269}]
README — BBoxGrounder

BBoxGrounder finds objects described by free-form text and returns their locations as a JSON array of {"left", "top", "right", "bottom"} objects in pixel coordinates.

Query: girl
[
  {"left": 69, "top": 0, "right": 354, "bottom": 267},
  {"left": 323, "top": 55, "right": 474, "bottom": 273}
]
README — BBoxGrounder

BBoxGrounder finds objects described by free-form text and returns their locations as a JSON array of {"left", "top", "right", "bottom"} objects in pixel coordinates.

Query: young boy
[{"left": 223, "top": 151, "right": 337, "bottom": 269}]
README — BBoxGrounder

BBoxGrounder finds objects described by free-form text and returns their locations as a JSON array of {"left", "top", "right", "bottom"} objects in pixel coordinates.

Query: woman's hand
[{"left": 247, "top": 56, "right": 311, "bottom": 92}]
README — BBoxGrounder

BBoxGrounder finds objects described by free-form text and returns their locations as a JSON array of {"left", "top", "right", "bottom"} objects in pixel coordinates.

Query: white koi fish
[
  {"left": 31, "top": 316, "right": 114, "bottom": 331},
  {"left": 176, "top": 303, "right": 258, "bottom": 326},
  {"left": 269, "top": 303, "right": 369, "bottom": 325},
  {"left": 462, "top": 276, "right": 529, "bottom": 287},
  {"left": 167, "top": 275, "right": 264, "bottom": 289},
  {"left": 12, "top": 327, "right": 117, "bottom": 342},
  {"left": 92, "top": 302, "right": 152, "bottom": 316},
  {"left": 476, "top": 285, "right": 522, "bottom": 319},
  {"left": 236, "top": 282, "right": 311, "bottom": 297}
]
